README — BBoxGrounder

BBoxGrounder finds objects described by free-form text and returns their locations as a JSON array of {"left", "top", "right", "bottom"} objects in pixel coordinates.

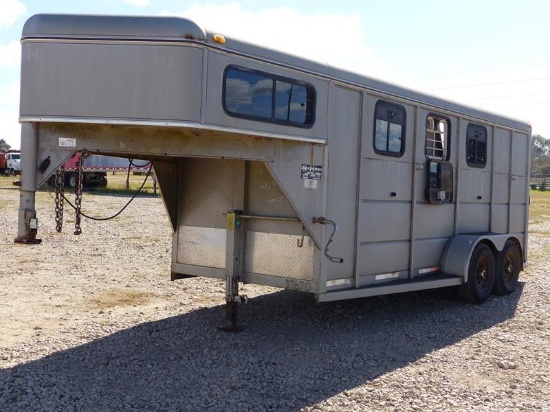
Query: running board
[{"left": 316, "top": 276, "right": 463, "bottom": 303}]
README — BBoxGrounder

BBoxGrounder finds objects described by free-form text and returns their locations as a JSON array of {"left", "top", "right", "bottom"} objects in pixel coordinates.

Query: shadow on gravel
[{"left": 0, "top": 283, "right": 524, "bottom": 411}]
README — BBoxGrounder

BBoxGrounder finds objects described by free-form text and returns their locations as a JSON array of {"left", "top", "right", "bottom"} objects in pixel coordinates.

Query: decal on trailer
[{"left": 301, "top": 164, "right": 322, "bottom": 189}]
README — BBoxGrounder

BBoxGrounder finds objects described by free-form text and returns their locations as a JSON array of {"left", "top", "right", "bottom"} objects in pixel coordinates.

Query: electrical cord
[{"left": 62, "top": 163, "right": 153, "bottom": 221}]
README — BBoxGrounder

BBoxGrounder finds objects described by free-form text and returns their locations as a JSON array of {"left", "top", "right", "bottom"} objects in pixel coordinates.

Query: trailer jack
[
  {"left": 220, "top": 210, "right": 247, "bottom": 332},
  {"left": 14, "top": 213, "right": 41, "bottom": 244},
  {"left": 15, "top": 124, "right": 42, "bottom": 245},
  {"left": 220, "top": 288, "right": 248, "bottom": 333}
]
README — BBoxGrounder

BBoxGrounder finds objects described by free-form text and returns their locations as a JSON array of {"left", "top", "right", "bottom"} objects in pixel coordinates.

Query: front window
[{"left": 223, "top": 66, "right": 315, "bottom": 127}]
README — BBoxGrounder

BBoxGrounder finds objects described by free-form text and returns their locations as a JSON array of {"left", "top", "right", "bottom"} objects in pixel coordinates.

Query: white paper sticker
[
  {"left": 304, "top": 179, "right": 318, "bottom": 189},
  {"left": 59, "top": 137, "right": 77, "bottom": 147}
]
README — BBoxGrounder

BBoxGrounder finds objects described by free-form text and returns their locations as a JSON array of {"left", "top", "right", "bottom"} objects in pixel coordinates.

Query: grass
[
  {"left": 525, "top": 189, "right": 550, "bottom": 264},
  {"left": 0, "top": 175, "right": 20, "bottom": 189},
  {"left": 0, "top": 172, "right": 159, "bottom": 194},
  {"left": 0, "top": 172, "right": 159, "bottom": 195},
  {"left": 528, "top": 189, "right": 550, "bottom": 225},
  {"left": 91, "top": 172, "right": 159, "bottom": 196}
]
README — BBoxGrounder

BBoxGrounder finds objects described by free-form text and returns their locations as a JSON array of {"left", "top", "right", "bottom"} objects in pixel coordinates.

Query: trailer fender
[{"left": 440, "top": 234, "right": 517, "bottom": 282}]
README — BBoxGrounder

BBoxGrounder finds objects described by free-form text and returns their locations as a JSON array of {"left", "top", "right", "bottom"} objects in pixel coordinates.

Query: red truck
[{"left": 49, "top": 153, "right": 150, "bottom": 188}]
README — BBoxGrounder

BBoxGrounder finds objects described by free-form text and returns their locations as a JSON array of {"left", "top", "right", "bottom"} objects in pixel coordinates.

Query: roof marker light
[{"left": 213, "top": 34, "right": 226, "bottom": 44}]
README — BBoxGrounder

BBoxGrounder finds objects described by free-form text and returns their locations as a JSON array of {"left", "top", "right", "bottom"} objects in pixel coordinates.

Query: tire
[
  {"left": 66, "top": 174, "right": 77, "bottom": 188},
  {"left": 458, "top": 243, "right": 495, "bottom": 304},
  {"left": 493, "top": 240, "right": 521, "bottom": 295},
  {"left": 98, "top": 177, "right": 108, "bottom": 188}
]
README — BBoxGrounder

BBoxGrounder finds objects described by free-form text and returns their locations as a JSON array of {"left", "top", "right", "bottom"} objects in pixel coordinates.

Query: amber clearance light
[{"left": 213, "top": 34, "right": 226, "bottom": 44}]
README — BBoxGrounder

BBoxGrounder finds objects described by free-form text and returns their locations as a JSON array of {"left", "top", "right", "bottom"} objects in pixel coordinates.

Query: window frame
[
  {"left": 373, "top": 100, "right": 406, "bottom": 157},
  {"left": 425, "top": 114, "right": 450, "bottom": 161},
  {"left": 222, "top": 65, "right": 316, "bottom": 128},
  {"left": 466, "top": 123, "right": 488, "bottom": 168}
]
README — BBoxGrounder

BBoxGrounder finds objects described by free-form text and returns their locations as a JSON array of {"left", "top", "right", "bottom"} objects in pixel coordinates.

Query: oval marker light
[{"left": 213, "top": 34, "right": 226, "bottom": 44}]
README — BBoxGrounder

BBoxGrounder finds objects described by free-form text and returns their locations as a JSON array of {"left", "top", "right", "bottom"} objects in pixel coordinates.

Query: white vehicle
[
  {"left": 0, "top": 151, "right": 20, "bottom": 175},
  {"left": 16, "top": 14, "right": 531, "bottom": 329}
]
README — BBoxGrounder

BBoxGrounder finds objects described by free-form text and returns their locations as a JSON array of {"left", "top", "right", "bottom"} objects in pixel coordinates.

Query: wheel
[
  {"left": 493, "top": 240, "right": 521, "bottom": 295},
  {"left": 458, "top": 243, "right": 495, "bottom": 304},
  {"left": 66, "top": 174, "right": 77, "bottom": 188},
  {"left": 98, "top": 177, "right": 108, "bottom": 188}
]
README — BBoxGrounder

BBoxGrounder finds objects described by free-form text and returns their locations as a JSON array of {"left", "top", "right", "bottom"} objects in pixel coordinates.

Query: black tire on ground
[
  {"left": 493, "top": 240, "right": 521, "bottom": 295},
  {"left": 458, "top": 243, "right": 495, "bottom": 304}
]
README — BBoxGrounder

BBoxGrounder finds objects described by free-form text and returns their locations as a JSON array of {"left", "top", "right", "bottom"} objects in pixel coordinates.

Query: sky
[{"left": 2, "top": 0, "right": 550, "bottom": 149}]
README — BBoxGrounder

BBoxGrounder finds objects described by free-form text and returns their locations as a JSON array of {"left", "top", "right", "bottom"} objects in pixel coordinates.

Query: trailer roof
[
  {"left": 22, "top": 14, "right": 207, "bottom": 42},
  {"left": 21, "top": 14, "right": 531, "bottom": 134}
]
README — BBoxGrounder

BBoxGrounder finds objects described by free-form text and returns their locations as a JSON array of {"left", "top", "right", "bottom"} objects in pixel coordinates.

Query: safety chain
[
  {"left": 54, "top": 166, "right": 65, "bottom": 232},
  {"left": 53, "top": 153, "right": 152, "bottom": 234},
  {"left": 73, "top": 153, "right": 84, "bottom": 235}
]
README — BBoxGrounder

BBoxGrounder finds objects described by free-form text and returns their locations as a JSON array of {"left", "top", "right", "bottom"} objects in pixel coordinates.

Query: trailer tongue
[{"left": 16, "top": 14, "right": 530, "bottom": 329}]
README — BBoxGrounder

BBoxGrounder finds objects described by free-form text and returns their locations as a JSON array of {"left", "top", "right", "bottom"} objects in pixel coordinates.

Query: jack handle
[{"left": 312, "top": 217, "right": 344, "bottom": 263}]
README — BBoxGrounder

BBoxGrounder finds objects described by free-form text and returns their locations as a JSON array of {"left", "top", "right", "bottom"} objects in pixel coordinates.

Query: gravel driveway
[{"left": 0, "top": 179, "right": 549, "bottom": 411}]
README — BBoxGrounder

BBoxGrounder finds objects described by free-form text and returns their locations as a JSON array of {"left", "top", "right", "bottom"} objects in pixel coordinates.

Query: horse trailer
[{"left": 16, "top": 14, "right": 531, "bottom": 329}]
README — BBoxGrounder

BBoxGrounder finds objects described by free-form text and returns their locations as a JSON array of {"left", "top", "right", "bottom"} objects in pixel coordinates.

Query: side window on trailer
[
  {"left": 466, "top": 124, "right": 487, "bottom": 168},
  {"left": 223, "top": 66, "right": 315, "bottom": 127},
  {"left": 426, "top": 115, "right": 449, "bottom": 160},
  {"left": 374, "top": 101, "right": 406, "bottom": 156}
]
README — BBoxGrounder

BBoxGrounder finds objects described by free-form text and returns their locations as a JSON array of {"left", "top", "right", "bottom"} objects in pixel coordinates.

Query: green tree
[
  {"left": 0, "top": 139, "right": 11, "bottom": 150},
  {"left": 531, "top": 134, "right": 550, "bottom": 176}
]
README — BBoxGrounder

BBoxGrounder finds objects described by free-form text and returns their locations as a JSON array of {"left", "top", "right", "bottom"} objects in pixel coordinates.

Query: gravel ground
[{"left": 0, "top": 176, "right": 549, "bottom": 411}]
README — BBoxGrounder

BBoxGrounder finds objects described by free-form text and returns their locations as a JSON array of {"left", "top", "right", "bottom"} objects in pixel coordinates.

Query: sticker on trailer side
[
  {"left": 301, "top": 164, "right": 322, "bottom": 189},
  {"left": 301, "top": 164, "right": 322, "bottom": 180},
  {"left": 59, "top": 137, "right": 76, "bottom": 147}
]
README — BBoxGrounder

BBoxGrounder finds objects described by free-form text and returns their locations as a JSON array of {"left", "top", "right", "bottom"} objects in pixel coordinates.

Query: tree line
[
  {"left": 0, "top": 139, "right": 10, "bottom": 150},
  {"left": 531, "top": 134, "right": 550, "bottom": 176}
]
